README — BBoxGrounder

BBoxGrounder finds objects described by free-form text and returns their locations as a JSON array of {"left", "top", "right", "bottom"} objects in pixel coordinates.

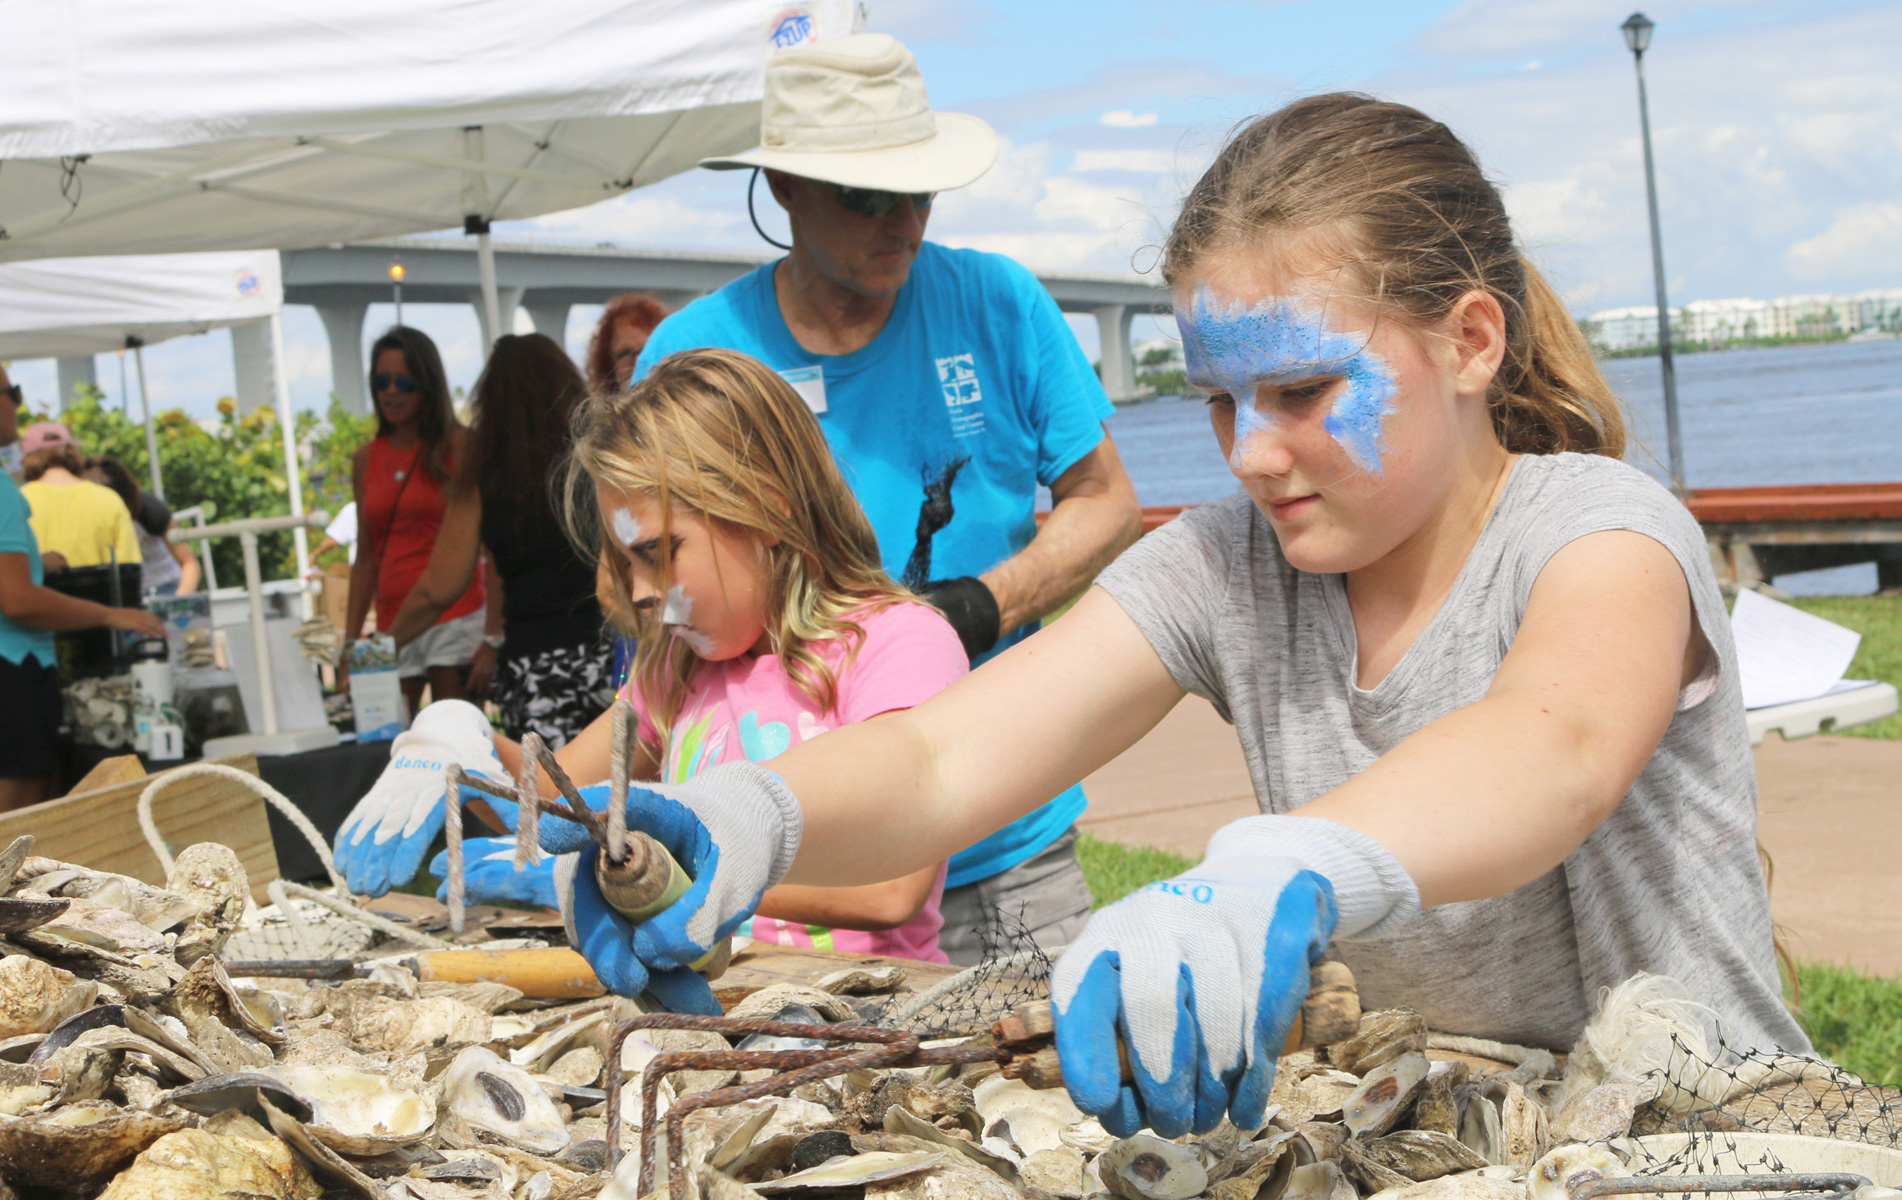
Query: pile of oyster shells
[{"left": 0, "top": 829, "right": 1770, "bottom": 1200}]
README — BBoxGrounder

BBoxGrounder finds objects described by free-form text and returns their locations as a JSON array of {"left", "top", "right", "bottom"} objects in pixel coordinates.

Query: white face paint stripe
[
  {"left": 610, "top": 507, "right": 644, "bottom": 548},
  {"left": 661, "top": 585, "right": 693, "bottom": 626}
]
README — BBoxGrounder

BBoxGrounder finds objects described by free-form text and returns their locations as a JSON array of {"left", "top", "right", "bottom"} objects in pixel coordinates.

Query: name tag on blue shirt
[{"left": 778, "top": 365, "right": 827, "bottom": 414}]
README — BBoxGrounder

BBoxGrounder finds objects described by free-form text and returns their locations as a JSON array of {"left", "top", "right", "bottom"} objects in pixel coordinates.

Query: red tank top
[{"left": 363, "top": 435, "right": 485, "bottom": 631}]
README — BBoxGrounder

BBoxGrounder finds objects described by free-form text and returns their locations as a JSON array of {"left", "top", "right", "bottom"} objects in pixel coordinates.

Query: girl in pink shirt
[{"left": 492, "top": 348, "right": 968, "bottom": 961}]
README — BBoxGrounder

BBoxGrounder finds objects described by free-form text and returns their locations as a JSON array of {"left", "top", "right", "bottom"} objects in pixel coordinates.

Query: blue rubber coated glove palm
[
  {"left": 429, "top": 837, "right": 557, "bottom": 910},
  {"left": 1052, "top": 815, "right": 1419, "bottom": 1138},
  {"left": 536, "top": 760, "right": 803, "bottom": 980},
  {"left": 550, "top": 849, "right": 722, "bottom": 1015},
  {"left": 333, "top": 701, "right": 506, "bottom": 897}
]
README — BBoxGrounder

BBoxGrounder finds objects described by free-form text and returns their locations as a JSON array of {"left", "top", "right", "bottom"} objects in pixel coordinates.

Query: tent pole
[
  {"left": 267, "top": 313, "right": 313, "bottom": 618},
  {"left": 132, "top": 342, "right": 162, "bottom": 499},
  {"left": 476, "top": 228, "right": 501, "bottom": 349}
]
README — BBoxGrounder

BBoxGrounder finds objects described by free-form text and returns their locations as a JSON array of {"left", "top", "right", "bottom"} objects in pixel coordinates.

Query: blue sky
[{"left": 10, "top": 0, "right": 1902, "bottom": 419}]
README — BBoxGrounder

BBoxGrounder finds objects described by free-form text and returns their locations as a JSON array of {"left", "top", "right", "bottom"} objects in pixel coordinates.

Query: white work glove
[
  {"left": 537, "top": 762, "right": 803, "bottom": 1011},
  {"left": 333, "top": 700, "right": 507, "bottom": 897},
  {"left": 1052, "top": 815, "right": 1419, "bottom": 1138}
]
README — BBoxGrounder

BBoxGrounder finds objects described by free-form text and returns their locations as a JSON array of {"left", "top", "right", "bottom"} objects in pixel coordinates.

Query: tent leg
[
  {"left": 268, "top": 313, "right": 312, "bottom": 618},
  {"left": 133, "top": 345, "right": 163, "bottom": 500},
  {"left": 476, "top": 229, "right": 501, "bottom": 352}
]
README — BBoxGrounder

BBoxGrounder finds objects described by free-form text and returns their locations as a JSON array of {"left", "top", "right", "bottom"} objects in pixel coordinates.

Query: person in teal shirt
[
  {"left": 634, "top": 34, "right": 1142, "bottom": 963},
  {"left": 0, "top": 365, "right": 163, "bottom": 811}
]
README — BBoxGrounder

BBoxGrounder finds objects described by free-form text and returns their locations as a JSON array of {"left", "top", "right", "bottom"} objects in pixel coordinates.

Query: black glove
[{"left": 923, "top": 576, "right": 1001, "bottom": 660}]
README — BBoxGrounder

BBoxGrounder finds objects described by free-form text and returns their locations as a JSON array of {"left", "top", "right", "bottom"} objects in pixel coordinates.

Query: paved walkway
[{"left": 1079, "top": 696, "right": 1902, "bottom": 977}]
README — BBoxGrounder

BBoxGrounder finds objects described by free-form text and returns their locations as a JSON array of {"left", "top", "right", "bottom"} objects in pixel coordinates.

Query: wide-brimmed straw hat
[{"left": 700, "top": 33, "right": 998, "bottom": 193}]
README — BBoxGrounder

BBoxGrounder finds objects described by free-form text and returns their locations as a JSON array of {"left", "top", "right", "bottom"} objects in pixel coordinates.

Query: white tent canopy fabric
[
  {"left": 0, "top": 0, "right": 854, "bottom": 581},
  {"left": 0, "top": 0, "right": 853, "bottom": 262},
  {"left": 0, "top": 249, "right": 284, "bottom": 498},
  {"left": 0, "top": 251, "right": 282, "bottom": 359}
]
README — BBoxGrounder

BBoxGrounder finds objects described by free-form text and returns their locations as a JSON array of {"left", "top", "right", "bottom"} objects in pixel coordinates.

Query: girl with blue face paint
[{"left": 531, "top": 95, "right": 1807, "bottom": 1137}]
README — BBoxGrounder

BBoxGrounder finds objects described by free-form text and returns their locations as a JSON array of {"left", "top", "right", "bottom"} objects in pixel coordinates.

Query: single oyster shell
[
  {"left": 1100, "top": 1133, "right": 1211, "bottom": 1200},
  {"left": 1300, "top": 1120, "right": 1349, "bottom": 1162},
  {"left": 1372, "top": 1171, "right": 1532, "bottom": 1200},
  {"left": 1211, "top": 1128, "right": 1314, "bottom": 1200},
  {"left": 17, "top": 858, "right": 200, "bottom": 931},
  {"left": 0, "top": 1060, "right": 54, "bottom": 1115},
  {"left": 972, "top": 1074, "right": 1083, "bottom": 1127},
  {"left": 1358, "top": 1130, "right": 1491, "bottom": 1182},
  {"left": 1492, "top": 1080, "right": 1549, "bottom": 1169},
  {"left": 1553, "top": 1083, "right": 1644, "bottom": 1144},
  {"left": 1460, "top": 1090, "right": 1504, "bottom": 1164},
  {"left": 1283, "top": 1160, "right": 1360, "bottom": 1200},
  {"left": 1344, "top": 1051, "right": 1431, "bottom": 1137},
  {"left": 272, "top": 1062, "right": 436, "bottom": 1154},
  {"left": 168, "top": 1071, "right": 315, "bottom": 1121},
  {"left": 95, "top": 1125, "right": 319, "bottom": 1200},
  {"left": 0, "top": 835, "right": 34, "bottom": 890},
  {"left": 864, "top": 1148, "right": 1025, "bottom": 1200},
  {"left": 165, "top": 843, "right": 250, "bottom": 967},
  {"left": 510, "top": 1008, "right": 608, "bottom": 1074},
  {"left": 29, "top": 896, "right": 169, "bottom": 953},
  {"left": 0, "top": 895, "right": 70, "bottom": 934},
  {"left": 0, "top": 953, "right": 98, "bottom": 1036},
  {"left": 754, "top": 1148, "right": 948, "bottom": 1192},
  {"left": 0, "top": 1099, "right": 189, "bottom": 1190},
  {"left": 1322, "top": 1010, "right": 1429, "bottom": 1076},
  {"left": 816, "top": 965, "right": 909, "bottom": 995},
  {"left": 443, "top": 1045, "right": 569, "bottom": 1155},
  {"left": 1342, "top": 1136, "right": 1416, "bottom": 1195},
  {"left": 1417, "top": 1061, "right": 1473, "bottom": 1135},
  {"left": 1272, "top": 1063, "right": 1365, "bottom": 1124},
  {"left": 726, "top": 984, "right": 856, "bottom": 1024},
  {"left": 1528, "top": 1143, "right": 1624, "bottom": 1200},
  {"left": 1020, "top": 1147, "right": 1086, "bottom": 1198},
  {"left": 885, "top": 1103, "right": 1019, "bottom": 1180},
  {"left": 543, "top": 1046, "right": 603, "bottom": 1089}
]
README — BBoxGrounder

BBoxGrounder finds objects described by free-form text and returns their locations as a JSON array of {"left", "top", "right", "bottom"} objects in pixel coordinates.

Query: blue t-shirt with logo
[
  {"left": 637, "top": 241, "right": 1113, "bottom": 887},
  {"left": 0, "top": 473, "right": 57, "bottom": 668}
]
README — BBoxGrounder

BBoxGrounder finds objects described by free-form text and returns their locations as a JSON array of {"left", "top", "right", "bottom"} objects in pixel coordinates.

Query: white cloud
[
  {"left": 1100, "top": 109, "right": 1159, "bottom": 128},
  {"left": 1073, "top": 149, "right": 1176, "bottom": 173},
  {"left": 1787, "top": 202, "right": 1902, "bottom": 279}
]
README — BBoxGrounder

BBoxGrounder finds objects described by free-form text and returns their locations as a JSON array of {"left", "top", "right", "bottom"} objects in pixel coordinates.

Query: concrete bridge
[{"left": 275, "top": 237, "right": 1172, "bottom": 410}]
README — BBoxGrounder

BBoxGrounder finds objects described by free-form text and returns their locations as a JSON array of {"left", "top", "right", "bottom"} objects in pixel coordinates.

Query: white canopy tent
[
  {"left": 0, "top": 0, "right": 856, "bottom": 579},
  {"left": 0, "top": 250, "right": 284, "bottom": 499}
]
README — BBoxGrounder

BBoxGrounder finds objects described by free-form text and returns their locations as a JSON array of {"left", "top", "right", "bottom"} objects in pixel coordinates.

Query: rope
[
  {"left": 1426, "top": 1033, "right": 1558, "bottom": 1086},
  {"left": 278, "top": 881, "right": 447, "bottom": 950},
  {"left": 513, "top": 747, "right": 542, "bottom": 871},
  {"left": 138, "top": 760, "right": 449, "bottom": 952},
  {"left": 138, "top": 762, "right": 350, "bottom": 894}
]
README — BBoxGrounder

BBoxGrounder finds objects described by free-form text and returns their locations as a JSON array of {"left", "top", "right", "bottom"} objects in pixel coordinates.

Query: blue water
[{"left": 1092, "top": 339, "right": 1902, "bottom": 594}]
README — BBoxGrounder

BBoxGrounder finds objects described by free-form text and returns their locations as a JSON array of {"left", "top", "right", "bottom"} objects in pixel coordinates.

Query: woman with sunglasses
[{"left": 339, "top": 326, "right": 487, "bottom": 714}]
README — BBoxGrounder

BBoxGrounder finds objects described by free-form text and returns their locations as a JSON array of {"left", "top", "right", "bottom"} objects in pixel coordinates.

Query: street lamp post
[
  {"left": 1622, "top": 11, "right": 1685, "bottom": 493},
  {"left": 389, "top": 262, "right": 406, "bottom": 327}
]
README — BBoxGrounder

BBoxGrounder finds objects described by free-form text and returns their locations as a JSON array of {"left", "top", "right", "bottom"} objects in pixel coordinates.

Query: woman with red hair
[{"left": 586, "top": 294, "right": 669, "bottom": 392}]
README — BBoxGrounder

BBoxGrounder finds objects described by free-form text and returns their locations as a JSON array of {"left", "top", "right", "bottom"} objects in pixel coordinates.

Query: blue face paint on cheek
[{"left": 1177, "top": 290, "right": 1399, "bottom": 473}]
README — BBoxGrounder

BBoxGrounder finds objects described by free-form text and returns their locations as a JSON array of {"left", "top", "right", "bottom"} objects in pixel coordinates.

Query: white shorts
[{"left": 398, "top": 608, "right": 486, "bottom": 678}]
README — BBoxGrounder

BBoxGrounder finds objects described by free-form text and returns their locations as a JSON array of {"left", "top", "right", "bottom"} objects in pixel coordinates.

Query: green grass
[
  {"left": 1076, "top": 834, "right": 1902, "bottom": 1084},
  {"left": 1793, "top": 960, "right": 1902, "bottom": 1085},
  {"left": 1787, "top": 595, "right": 1902, "bottom": 739}
]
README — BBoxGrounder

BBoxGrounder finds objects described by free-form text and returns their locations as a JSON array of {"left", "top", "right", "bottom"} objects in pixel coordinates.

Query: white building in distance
[{"left": 1584, "top": 288, "right": 1902, "bottom": 351}]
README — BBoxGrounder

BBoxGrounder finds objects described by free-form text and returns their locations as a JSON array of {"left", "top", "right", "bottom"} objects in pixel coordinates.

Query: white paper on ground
[{"left": 1731, "top": 589, "right": 1863, "bottom": 709}]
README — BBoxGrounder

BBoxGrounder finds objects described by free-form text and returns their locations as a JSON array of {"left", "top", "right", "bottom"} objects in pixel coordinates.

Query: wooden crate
[{"left": 0, "top": 754, "right": 281, "bottom": 902}]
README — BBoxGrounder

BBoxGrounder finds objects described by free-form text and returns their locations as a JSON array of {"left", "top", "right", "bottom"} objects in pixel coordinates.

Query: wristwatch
[{"left": 481, "top": 634, "right": 505, "bottom": 650}]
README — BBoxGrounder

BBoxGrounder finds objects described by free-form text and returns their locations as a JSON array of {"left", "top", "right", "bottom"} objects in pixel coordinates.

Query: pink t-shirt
[{"left": 620, "top": 601, "right": 968, "bottom": 963}]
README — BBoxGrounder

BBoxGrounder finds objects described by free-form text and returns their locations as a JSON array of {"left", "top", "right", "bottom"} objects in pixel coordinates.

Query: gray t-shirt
[{"left": 1096, "top": 452, "right": 1808, "bottom": 1055}]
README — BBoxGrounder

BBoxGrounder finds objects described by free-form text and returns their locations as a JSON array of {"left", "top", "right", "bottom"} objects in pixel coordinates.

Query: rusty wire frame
[
  {"left": 604, "top": 1013, "right": 1010, "bottom": 1200},
  {"left": 1568, "top": 1175, "right": 1873, "bottom": 1200}
]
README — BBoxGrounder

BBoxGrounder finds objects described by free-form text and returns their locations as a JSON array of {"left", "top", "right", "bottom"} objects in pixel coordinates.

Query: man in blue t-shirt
[{"left": 636, "top": 33, "right": 1141, "bottom": 964}]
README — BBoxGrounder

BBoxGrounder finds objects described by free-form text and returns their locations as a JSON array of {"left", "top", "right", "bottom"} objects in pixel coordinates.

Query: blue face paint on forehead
[{"left": 1177, "top": 290, "right": 1399, "bottom": 473}]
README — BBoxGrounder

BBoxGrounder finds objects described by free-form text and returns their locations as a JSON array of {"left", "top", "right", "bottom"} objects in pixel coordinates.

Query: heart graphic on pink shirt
[
  {"left": 738, "top": 712, "right": 791, "bottom": 761},
  {"left": 797, "top": 712, "right": 830, "bottom": 742}
]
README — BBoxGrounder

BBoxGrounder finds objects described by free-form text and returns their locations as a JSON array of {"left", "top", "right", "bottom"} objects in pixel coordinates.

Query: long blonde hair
[
  {"left": 1165, "top": 93, "right": 1624, "bottom": 457},
  {"left": 563, "top": 348, "right": 911, "bottom": 756}
]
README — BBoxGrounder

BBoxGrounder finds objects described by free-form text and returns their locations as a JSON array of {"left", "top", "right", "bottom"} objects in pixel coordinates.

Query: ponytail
[{"left": 1491, "top": 259, "right": 1625, "bottom": 457}]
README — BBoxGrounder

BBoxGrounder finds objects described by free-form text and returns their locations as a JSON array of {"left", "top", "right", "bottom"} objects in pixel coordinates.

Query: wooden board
[
  {"left": 0, "top": 754, "right": 281, "bottom": 902},
  {"left": 63, "top": 755, "right": 150, "bottom": 797}
]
